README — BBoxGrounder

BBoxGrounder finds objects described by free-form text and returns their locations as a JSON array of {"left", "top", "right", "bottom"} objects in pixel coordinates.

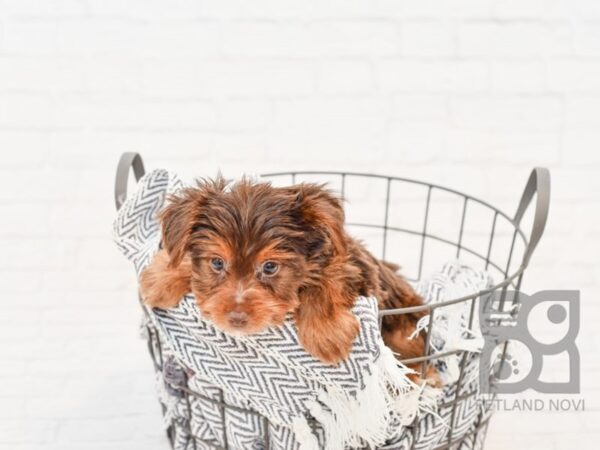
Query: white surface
[{"left": 0, "top": 0, "right": 599, "bottom": 449}]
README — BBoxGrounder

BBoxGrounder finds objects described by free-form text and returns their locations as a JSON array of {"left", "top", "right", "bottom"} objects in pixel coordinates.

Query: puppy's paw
[
  {"left": 297, "top": 309, "right": 359, "bottom": 365},
  {"left": 139, "top": 250, "right": 191, "bottom": 309}
]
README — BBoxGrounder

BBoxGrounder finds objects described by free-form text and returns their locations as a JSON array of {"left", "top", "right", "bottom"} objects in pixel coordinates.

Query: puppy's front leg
[
  {"left": 295, "top": 288, "right": 359, "bottom": 364},
  {"left": 139, "top": 249, "right": 191, "bottom": 308}
]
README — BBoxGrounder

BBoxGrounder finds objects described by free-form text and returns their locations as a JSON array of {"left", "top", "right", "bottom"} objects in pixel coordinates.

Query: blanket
[
  {"left": 113, "top": 169, "right": 434, "bottom": 450},
  {"left": 113, "top": 169, "right": 493, "bottom": 450}
]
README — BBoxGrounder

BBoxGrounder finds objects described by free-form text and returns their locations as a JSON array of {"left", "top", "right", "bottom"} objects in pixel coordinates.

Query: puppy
[{"left": 140, "top": 177, "right": 434, "bottom": 381}]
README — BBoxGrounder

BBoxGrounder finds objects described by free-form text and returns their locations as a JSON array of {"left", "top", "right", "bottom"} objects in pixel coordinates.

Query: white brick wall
[{"left": 0, "top": 1, "right": 598, "bottom": 449}]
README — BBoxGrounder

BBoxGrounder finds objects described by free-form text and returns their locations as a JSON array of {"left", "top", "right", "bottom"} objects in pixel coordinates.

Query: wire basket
[{"left": 114, "top": 153, "right": 550, "bottom": 450}]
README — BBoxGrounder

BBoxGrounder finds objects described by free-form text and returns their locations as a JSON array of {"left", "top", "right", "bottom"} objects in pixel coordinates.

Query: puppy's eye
[
  {"left": 261, "top": 261, "right": 279, "bottom": 276},
  {"left": 210, "top": 257, "right": 225, "bottom": 272}
]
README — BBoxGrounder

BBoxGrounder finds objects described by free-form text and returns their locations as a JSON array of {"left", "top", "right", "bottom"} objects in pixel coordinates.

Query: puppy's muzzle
[{"left": 228, "top": 311, "right": 249, "bottom": 328}]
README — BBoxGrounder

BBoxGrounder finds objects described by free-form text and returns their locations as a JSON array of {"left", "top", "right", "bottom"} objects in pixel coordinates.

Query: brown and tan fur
[{"left": 140, "top": 177, "right": 436, "bottom": 383}]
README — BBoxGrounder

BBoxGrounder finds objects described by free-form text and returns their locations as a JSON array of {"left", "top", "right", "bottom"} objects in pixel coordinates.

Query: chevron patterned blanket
[
  {"left": 113, "top": 169, "right": 435, "bottom": 449},
  {"left": 113, "top": 169, "right": 492, "bottom": 450}
]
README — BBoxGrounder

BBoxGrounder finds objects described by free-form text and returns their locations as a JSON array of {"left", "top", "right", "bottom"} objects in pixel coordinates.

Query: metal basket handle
[
  {"left": 114, "top": 152, "right": 146, "bottom": 211},
  {"left": 514, "top": 167, "right": 550, "bottom": 268}
]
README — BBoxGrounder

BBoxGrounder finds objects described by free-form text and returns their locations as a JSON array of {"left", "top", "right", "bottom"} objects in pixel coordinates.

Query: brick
[
  {"left": 59, "top": 291, "right": 132, "bottom": 308},
  {"left": 84, "top": 57, "right": 141, "bottom": 93},
  {"left": 52, "top": 96, "right": 213, "bottom": 131},
  {"left": 41, "top": 268, "right": 135, "bottom": 293},
  {"left": 574, "top": 21, "right": 600, "bottom": 56},
  {"left": 0, "top": 374, "right": 66, "bottom": 398},
  {"left": 48, "top": 203, "right": 120, "bottom": 238},
  {"left": 1, "top": 20, "right": 58, "bottom": 54},
  {"left": 566, "top": 95, "right": 600, "bottom": 125},
  {"left": 216, "top": 99, "right": 270, "bottom": 131},
  {"left": 490, "top": 61, "right": 547, "bottom": 93},
  {"left": 377, "top": 59, "right": 488, "bottom": 93},
  {"left": 448, "top": 61, "right": 490, "bottom": 92},
  {"left": 391, "top": 94, "right": 447, "bottom": 121},
  {"left": 400, "top": 21, "right": 455, "bottom": 56},
  {"left": 212, "top": 132, "right": 268, "bottom": 161},
  {"left": 0, "top": 204, "right": 54, "bottom": 236},
  {"left": 52, "top": 95, "right": 143, "bottom": 130},
  {"left": 449, "top": 95, "right": 562, "bottom": 131},
  {"left": 0, "top": 0, "right": 86, "bottom": 17},
  {"left": 566, "top": 0, "right": 600, "bottom": 20},
  {"left": 135, "top": 132, "right": 215, "bottom": 160},
  {"left": 87, "top": 0, "right": 203, "bottom": 19},
  {"left": 269, "top": 98, "right": 390, "bottom": 161},
  {"left": 222, "top": 21, "right": 306, "bottom": 57},
  {"left": 306, "top": 21, "right": 401, "bottom": 56},
  {"left": 26, "top": 351, "right": 148, "bottom": 377},
  {"left": 562, "top": 129, "right": 600, "bottom": 165},
  {"left": 377, "top": 60, "right": 445, "bottom": 92},
  {"left": 190, "top": 1, "right": 405, "bottom": 21},
  {"left": 54, "top": 19, "right": 146, "bottom": 56},
  {"left": 142, "top": 60, "right": 315, "bottom": 97},
  {"left": 0, "top": 271, "right": 43, "bottom": 293},
  {"left": 545, "top": 167, "right": 600, "bottom": 201},
  {"left": 492, "top": 0, "right": 545, "bottom": 18},
  {"left": 0, "top": 94, "right": 53, "bottom": 128},
  {"left": 458, "top": 22, "right": 571, "bottom": 57},
  {"left": 172, "top": 0, "right": 316, "bottom": 20},
  {"left": 57, "top": 417, "right": 140, "bottom": 442},
  {"left": 141, "top": 100, "right": 217, "bottom": 130},
  {"left": 0, "top": 360, "right": 26, "bottom": 376},
  {"left": 77, "top": 238, "right": 128, "bottom": 269},
  {"left": 46, "top": 132, "right": 144, "bottom": 170},
  {"left": 0, "top": 397, "right": 25, "bottom": 419},
  {"left": 548, "top": 59, "right": 600, "bottom": 92},
  {"left": 0, "top": 56, "right": 86, "bottom": 92},
  {"left": 445, "top": 129, "right": 560, "bottom": 164},
  {"left": 0, "top": 322, "right": 41, "bottom": 341},
  {"left": 402, "top": 0, "right": 492, "bottom": 19},
  {"left": 385, "top": 121, "right": 445, "bottom": 163},
  {"left": 26, "top": 390, "right": 156, "bottom": 419},
  {"left": 0, "top": 132, "right": 48, "bottom": 166},
  {"left": 0, "top": 238, "right": 78, "bottom": 270},
  {"left": 317, "top": 60, "right": 373, "bottom": 94},
  {"left": 0, "top": 420, "right": 57, "bottom": 443},
  {"left": 139, "top": 22, "right": 222, "bottom": 58},
  {"left": 0, "top": 168, "right": 79, "bottom": 201}
]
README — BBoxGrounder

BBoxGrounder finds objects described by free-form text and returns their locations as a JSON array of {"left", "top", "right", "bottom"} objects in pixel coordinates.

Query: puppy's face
[
  {"left": 160, "top": 178, "right": 345, "bottom": 335},
  {"left": 187, "top": 229, "right": 306, "bottom": 335}
]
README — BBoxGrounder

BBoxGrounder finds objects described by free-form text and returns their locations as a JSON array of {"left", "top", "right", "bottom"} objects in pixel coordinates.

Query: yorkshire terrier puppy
[{"left": 140, "top": 177, "right": 434, "bottom": 381}]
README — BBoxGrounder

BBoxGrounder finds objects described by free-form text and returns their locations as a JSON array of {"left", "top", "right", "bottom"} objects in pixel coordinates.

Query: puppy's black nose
[{"left": 228, "top": 311, "right": 248, "bottom": 328}]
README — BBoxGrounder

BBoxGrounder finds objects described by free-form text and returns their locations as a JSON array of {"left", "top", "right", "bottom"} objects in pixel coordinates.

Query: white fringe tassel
[
  {"left": 295, "top": 340, "right": 438, "bottom": 450},
  {"left": 292, "top": 416, "right": 320, "bottom": 450}
]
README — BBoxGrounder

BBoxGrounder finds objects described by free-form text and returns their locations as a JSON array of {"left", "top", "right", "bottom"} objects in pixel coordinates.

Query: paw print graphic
[{"left": 492, "top": 354, "right": 519, "bottom": 381}]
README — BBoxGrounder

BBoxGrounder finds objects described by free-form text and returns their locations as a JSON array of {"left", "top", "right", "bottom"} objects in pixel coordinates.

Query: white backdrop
[{"left": 0, "top": 1, "right": 599, "bottom": 449}]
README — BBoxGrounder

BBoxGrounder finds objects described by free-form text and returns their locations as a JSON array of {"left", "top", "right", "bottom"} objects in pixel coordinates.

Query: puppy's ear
[
  {"left": 284, "top": 184, "right": 360, "bottom": 364},
  {"left": 295, "top": 282, "right": 360, "bottom": 364},
  {"left": 285, "top": 183, "right": 346, "bottom": 257},
  {"left": 160, "top": 192, "right": 197, "bottom": 268},
  {"left": 161, "top": 177, "right": 226, "bottom": 268}
]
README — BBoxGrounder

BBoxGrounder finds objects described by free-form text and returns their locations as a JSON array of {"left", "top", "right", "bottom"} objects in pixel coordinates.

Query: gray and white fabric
[
  {"left": 114, "top": 169, "right": 493, "bottom": 450},
  {"left": 114, "top": 169, "right": 427, "bottom": 450},
  {"left": 414, "top": 261, "right": 492, "bottom": 386}
]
